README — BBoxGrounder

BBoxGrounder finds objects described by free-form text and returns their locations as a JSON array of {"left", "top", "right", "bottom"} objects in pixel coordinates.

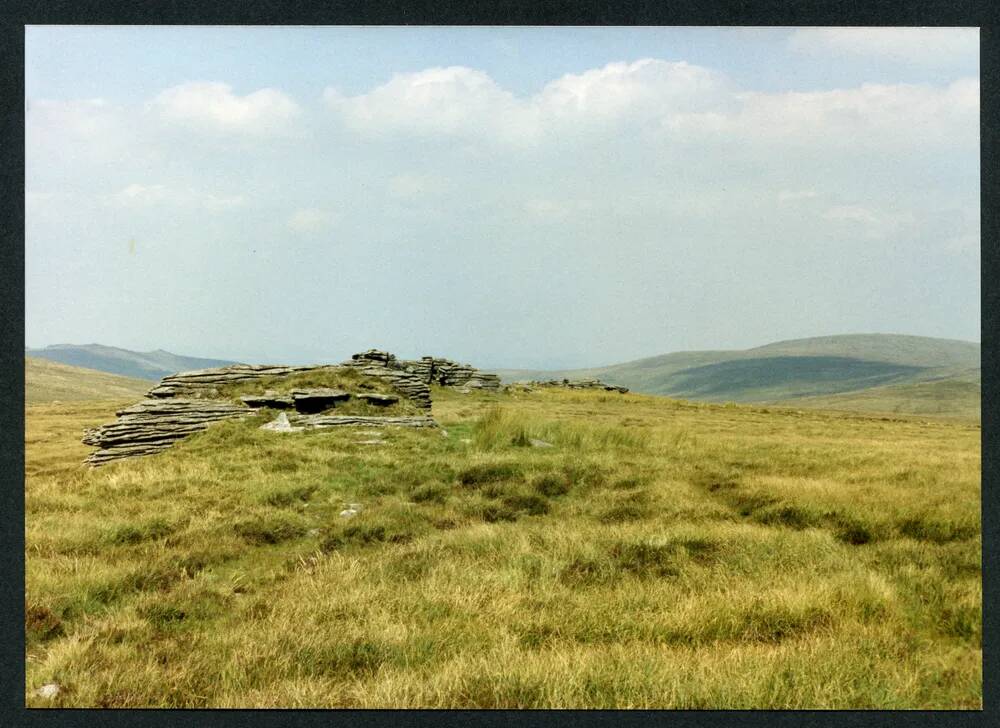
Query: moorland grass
[{"left": 23, "top": 386, "right": 981, "bottom": 708}]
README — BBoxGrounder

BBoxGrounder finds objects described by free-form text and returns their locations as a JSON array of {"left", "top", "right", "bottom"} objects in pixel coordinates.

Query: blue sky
[{"left": 25, "top": 26, "right": 980, "bottom": 368}]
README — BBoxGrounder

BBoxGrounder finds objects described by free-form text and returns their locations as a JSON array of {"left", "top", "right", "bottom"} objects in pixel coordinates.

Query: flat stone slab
[{"left": 291, "top": 414, "right": 438, "bottom": 429}]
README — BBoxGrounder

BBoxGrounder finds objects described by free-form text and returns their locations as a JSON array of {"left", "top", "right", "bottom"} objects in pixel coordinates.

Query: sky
[{"left": 25, "top": 26, "right": 980, "bottom": 369}]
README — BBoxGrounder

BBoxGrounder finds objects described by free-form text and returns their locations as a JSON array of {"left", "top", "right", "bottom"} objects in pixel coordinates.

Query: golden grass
[{"left": 24, "top": 386, "right": 981, "bottom": 708}]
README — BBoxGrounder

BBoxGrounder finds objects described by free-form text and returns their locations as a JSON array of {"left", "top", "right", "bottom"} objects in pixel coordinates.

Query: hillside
[
  {"left": 776, "top": 376, "right": 981, "bottom": 420},
  {"left": 26, "top": 344, "right": 238, "bottom": 381},
  {"left": 489, "top": 334, "right": 980, "bottom": 417},
  {"left": 25, "top": 357, "right": 152, "bottom": 404}
]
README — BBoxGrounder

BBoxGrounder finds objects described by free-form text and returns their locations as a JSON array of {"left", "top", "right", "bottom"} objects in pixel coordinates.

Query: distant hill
[
  {"left": 25, "top": 344, "right": 239, "bottom": 381},
  {"left": 489, "top": 334, "right": 980, "bottom": 418},
  {"left": 25, "top": 357, "right": 152, "bottom": 404}
]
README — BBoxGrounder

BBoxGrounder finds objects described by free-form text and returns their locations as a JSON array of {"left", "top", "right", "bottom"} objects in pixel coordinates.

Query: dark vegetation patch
[
  {"left": 599, "top": 488, "right": 652, "bottom": 523},
  {"left": 563, "top": 536, "right": 724, "bottom": 585},
  {"left": 25, "top": 601, "right": 64, "bottom": 642},
  {"left": 320, "top": 511, "right": 429, "bottom": 552},
  {"left": 562, "top": 461, "right": 607, "bottom": 489},
  {"left": 409, "top": 481, "right": 450, "bottom": 503},
  {"left": 532, "top": 473, "right": 571, "bottom": 497},
  {"left": 753, "top": 503, "right": 822, "bottom": 530},
  {"left": 688, "top": 468, "right": 742, "bottom": 493},
  {"left": 937, "top": 601, "right": 981, "bottom": 644},
  {"left": 665, "top": 604, "right": 835, "bottom": 645},
  {"left": 297, "top": 639, "right": 397, "bottom": 677},
  {"left": 139, "top": 591, "right": 230, "bottom": 631},
  {"left": 610, "top": 542, "right": 682, "bottom": 578},
  {"left": 501, "top": 493, "right": 550, "bottom": 516},
  {"left": 832, "top": 514, "right": 887, "bottom": 545},
  {"left": 233, "top": 514, "right": 307, "bottom": 545},
  {"left": 457, "top": 463, "right": 523, "bottom": 488},
  {"left": 104, "top": 518, "right": 176, "bottom": 546},
  {"left": 599, "top": 501, "right": 650, "bottom": 523},
  {"left": 897, "top": 516, "right": 978, "bottom": 544},
  {"left": 611, "top": 475, "right": 652, "bottom": 490},
  {"left": 516, "top": 622, "right": 561, "bottom": 649},
  {"left": 261, "top": 484, "right": 317, "bottom": 508}
]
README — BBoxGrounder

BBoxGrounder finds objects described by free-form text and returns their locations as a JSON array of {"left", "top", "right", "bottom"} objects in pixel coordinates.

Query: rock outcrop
[
  {"left": 347, "top": 349, "right": 501, "bottom": 391},
  {"left": 147, "top": 364, "right": 318, "bottom": 398},
  {"left": 82, "top": 348, "right": 500, "bottom": 466},
  {"left": 516, "top": 378, "right": 629, "bottom": 394},
  {"left": 82, "top": 398, "right": 253, "bottom": 465}
]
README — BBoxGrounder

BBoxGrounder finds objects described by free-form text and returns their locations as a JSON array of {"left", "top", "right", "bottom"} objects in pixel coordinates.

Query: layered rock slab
[{"left": 82, "top": 398, "right": 253, "bottom": 465}]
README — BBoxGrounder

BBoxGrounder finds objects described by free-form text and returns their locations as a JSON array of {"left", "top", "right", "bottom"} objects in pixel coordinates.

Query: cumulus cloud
[
  {"left": 322, "top": 60, "right": 977, "bottom": 154},
  {"left": 147, "top": 81, "right": 301, "bottom": 135},
  {"left": 536, "top": 58, "right": 733, "bottom": 121},
  {"left": 324, "top": 66, "right": 532, "bottom": 143},
  {"left": 287, "top": 207, "right": 336, "bottom": 233},
  {"left": 788, "top": 27, "right": 979, "bottom": 64},
  {"left": 324, "top": 59, "right": 733, "bottom": 144}
]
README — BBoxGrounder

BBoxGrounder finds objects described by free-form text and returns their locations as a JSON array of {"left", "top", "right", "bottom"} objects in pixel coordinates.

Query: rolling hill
[
  {"left": 25, "top": 344, "right": 238, "bottom": 381},
  {"left": 489, "top": 334, "right": 980, "bottom": 418},
  {"left": 25, "top": 357, "right": 153, "bottom": 404}
]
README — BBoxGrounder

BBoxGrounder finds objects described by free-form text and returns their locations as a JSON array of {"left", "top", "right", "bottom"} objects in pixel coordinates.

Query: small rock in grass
[
  {"left": 340, "top": 503, "right": 362, "bottom": 518},
  {"left": 440, "top": 429, "right": 449, "bottom": 438},
  {"left": 357, "top": 439, "right": 385, "bottom": 445},
  {"left": 460, "top": 438, "right": 472, "bottom": 444},
  {"left": 36, "top": 683, "right": 60, "bottom": 699},
  {"left": 529, "top": 438, "right": 554, "bottom": 448},
  {"left": 260, "top": 412, "right": 303, "bottom": 433}
]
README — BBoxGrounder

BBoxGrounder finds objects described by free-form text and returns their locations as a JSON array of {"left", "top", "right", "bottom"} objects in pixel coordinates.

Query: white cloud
[
  {"left": 148, "top": 81, "right": 301, "bottom": 135},
  {"left": 323, "top": 60, "right": 977, "bottom": 155},
  {"left": 105, "top": 183, "right": 245, "bottom": 211},
  {"left": 324, "top": 59, "right": 733, "bottom": 145},
  {"left": 662, "top": 78, "right": 978, "bottom": 151},
  {"left": 325, "top": 66, "right": 527, "bottom": 141},
  {"left": 287, "top": 207, "right": 335, "bottom": 233},
  {"left": 536, "top": 58, "right": 732, "bottom": 121},
  {"left": 788, "top": 27, "right": 979, "bottom": 64}
]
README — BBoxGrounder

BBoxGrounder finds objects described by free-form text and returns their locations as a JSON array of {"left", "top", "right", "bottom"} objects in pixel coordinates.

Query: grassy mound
[{"left": 218, "top": 366, "right": 423, "bottom": 416}]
